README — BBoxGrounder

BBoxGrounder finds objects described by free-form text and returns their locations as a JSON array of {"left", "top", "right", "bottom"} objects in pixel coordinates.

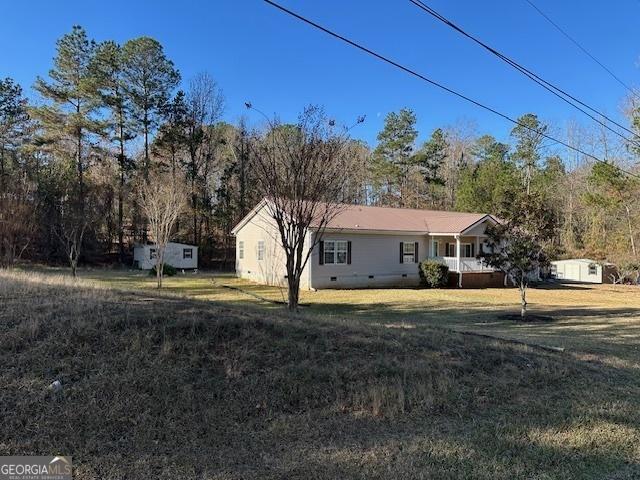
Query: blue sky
[{"left": 1, "top": 0, "right": 639, "bottom": 147}]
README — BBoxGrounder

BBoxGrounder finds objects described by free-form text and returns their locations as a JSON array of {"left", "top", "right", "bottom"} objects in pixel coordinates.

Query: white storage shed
[
  {"left": 133, "top": 242, "right": 198, "bottom": 270},
  {"left": 550, "top": 259, "right": 615, "bottom": 284}
]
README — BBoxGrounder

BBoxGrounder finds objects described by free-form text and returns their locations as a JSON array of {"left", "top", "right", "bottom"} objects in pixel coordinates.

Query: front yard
[
  {"left": 73, "top": 267, "right": 640, "bottom": 369},
  {"left": 3, "top": 267, "right": 640, "bottom": 479}
]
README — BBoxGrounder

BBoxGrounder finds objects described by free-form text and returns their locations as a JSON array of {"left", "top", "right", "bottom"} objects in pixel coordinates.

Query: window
[
  {"left": 323, "top": 241, "right": 334, "bottom": 264},
  {"left": 588, "top": 264, "right": 597, "bottom": 275},
  {"left": 149, "top": 248, "right": 157, "bottom": 260},
  {"left": 550, "top": 265, "right": 557, "bottom": 277},
  {"left": 336, "top": 241, "right": 348, "bottom": 264},
  {"left": 323, "top": 240, "right": 348, "bottom": 265},
  {"left": 445, "top": 243, "right": 474, "bottom": 257},
  {"left": 257, "top": 240, "right": 265, "bottom": 261},
  {"left": 446, "top": 243, "right": 455, "bottom": 257},
  {"left": 183, "top": 248, "right": 193, "bottom": 259},
  {"left": 432, "top": 240, "right": 439, "bottom": 257},
  {"left": 238, "top": 241, "right": 244, "bottom": 259},
  {"left": 403, "top": 242, "right": 415, "bottom": 263}
]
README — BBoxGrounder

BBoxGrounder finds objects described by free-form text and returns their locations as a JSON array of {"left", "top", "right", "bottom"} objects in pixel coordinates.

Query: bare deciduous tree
[
  {"left": 139, "top": 171, "right": 188, "bottom": 288},
  {"left": 54, "top": 199, "right": 89, "bottom": 278},
  {"left": 248, "top": 104, "right": 362, "bottom": 311},
  {"left": 185, "top": 72, "right": 225, "bottom": 245},
  {"left": 0, "top": 173, "right": 36, "bottom": 267}
]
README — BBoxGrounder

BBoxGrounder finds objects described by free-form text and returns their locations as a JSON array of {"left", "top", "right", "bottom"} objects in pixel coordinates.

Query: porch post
[{"left": 455, "top": 235, "right": 462, "bottom": 287}]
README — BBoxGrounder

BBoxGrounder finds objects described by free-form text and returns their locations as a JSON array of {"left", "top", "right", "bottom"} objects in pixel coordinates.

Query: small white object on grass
[{"left": 48, "top": 380, "right": 62, "bottom": 392}]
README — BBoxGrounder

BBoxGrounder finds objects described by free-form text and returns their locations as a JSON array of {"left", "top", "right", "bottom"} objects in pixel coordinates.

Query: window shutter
[
  {"left": 319, "top": 241, "right": 324, "bottom": 265},
  {"left": 414, "top": 242, "right": 419, "bottom": 263},
  {"left": 347, "top": 241, "right": 352, "bottom": 264},
  {"left": 445, "top": 243, "right": 449, "bottom": 257},
  {"left": 399, "top": 242, "right": 404, "bottom": 264},
  {"left": 471, "top": 243, "right": 475, "bottom": 257}
]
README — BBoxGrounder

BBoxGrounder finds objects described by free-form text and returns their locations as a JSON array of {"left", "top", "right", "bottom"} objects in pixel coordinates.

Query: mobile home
[
  {"left": 231, "top": 199, "right": 504, "bottom": 289},
  {"left": 550, "top": 259, "right": 616, "bottom": 284},
  {"left": 133, "top": 242, "right": 198, "bottom": 270}
]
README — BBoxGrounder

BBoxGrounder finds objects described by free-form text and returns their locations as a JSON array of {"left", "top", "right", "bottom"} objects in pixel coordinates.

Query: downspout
[
  {"left": 456, "top": 234, "right": 462, "bottom": 288},
  {"left": 308, "top": 230, "right": 314, "bottom": 291}
]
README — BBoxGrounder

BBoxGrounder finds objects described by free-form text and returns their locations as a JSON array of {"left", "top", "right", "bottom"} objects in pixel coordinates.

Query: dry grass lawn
[
  {"left": 2, "top": 267, "right": 640, "bottom": 479},
  {"left": 76, "top": 268, "right": 640, "bottom": 369}
]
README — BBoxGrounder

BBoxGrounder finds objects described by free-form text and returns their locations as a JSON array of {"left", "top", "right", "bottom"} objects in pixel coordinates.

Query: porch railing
[{"left": 433, "top": 256, "right": 495, "bottom": 273}]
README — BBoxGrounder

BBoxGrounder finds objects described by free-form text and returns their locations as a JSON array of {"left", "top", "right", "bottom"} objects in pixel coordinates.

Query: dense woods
[{"left": 1, "top": 25, "right": 639, "bottom": 272}]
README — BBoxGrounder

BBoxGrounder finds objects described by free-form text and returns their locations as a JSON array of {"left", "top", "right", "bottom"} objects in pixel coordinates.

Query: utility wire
[
  {"left": 523, "top": 0, "right": 638, "bottom": 99},
  {"left": 408, "top": 0, "right": 640, "bottom": 150},
  {"left": 262, "top": 0, "right": 640, "bottom": 180}
]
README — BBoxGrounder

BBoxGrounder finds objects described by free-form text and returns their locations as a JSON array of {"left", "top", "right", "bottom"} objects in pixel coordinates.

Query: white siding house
[
  {"left": 133, "top": 242, "right": 198, "bottom": 270},
  {"left": 232, "top": 200, "right": 502, "bottom": 289}
]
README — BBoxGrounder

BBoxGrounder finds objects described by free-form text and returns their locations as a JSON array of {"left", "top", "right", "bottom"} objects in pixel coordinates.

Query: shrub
[
  {"left": 419, "top": 260, "right": 449, "bottom": 288},
  {"left": 149, "top": 263, "right": 177, "bottom": 277}
]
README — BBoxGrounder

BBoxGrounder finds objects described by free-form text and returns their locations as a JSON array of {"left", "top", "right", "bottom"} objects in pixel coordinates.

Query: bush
[
  {"left": 149, "top": 263, "right": 177, "bottom": 277},
  {"left": 419, "top": 260, "right": 449, "bottom": 288}
]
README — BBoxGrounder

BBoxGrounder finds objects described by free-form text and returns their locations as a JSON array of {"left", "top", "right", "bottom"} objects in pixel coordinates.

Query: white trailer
[
  {"left": 550, "top": 259, "right": 615, "bottom": 284},
  {"left": 133, "top": 242, "right": 198, "bottom": 270}
]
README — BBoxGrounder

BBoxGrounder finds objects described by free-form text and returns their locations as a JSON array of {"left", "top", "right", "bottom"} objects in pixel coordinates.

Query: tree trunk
[
  {"left": 142, "top": 112, "right": 149, "bottom": 243},
  {"left": 191, "top": 165, "right": 197, "bottom": 246},
  {"left": 239, "top": 138, "right": 246, "bottom": 216},
  {"left": 519, "top": 282, "right": 527, "bottom": 320},
  {"left": 625, "top": 205, "right": 637, "bottom": 257},
  {"left": 75, "top": 97, "right": 85, "bottom": 213},
  {"left": 70, "top": 255, "right": 78, "bottom": 278},
  {"left": 156, "top": 253, "right": 163, "bottom": 289},
  {"left": 144, "top": 113, "right": 149, "bottom": 180},
  {"left": 118, "top": 110, "right": 126, "bottom": 264},
  {"left": 118, "top": 162, "right": 125, "bottom": 264},
  {"left": 287, "top": 273, "right": 300, "bottom": 311}
]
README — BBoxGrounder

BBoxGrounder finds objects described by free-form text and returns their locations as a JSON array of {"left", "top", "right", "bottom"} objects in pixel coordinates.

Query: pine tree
[
  {"left": 455, "top": 135, "right": 516, "bottom": 213},
  {"left": 510, "top": 113, "right": 547, "bottom": 195},
  {"left": 92, "top": 40, "right": 136, "bottom": 262},
  {"left": 122, "top": 37, "right": 180, "bottom": 180},
  {"left": 371, "top": 108, "right": 418, "bottom": 206},
  {"left": 32, "top": 25, "right": 105, "bottom": 211},
  {"left": 0, "top": 78, "right": 30, "bottom": 190},
  {"left": 414, "top": 128, "right": 448, "bottom": 207},
  {"left": 154, "top": 90, "right": 188, "bottom": 180}
]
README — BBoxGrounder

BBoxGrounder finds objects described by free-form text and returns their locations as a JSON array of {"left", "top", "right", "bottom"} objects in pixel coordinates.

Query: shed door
[{"left": 566, "top": 264, "right": 580, "bottom": 281}]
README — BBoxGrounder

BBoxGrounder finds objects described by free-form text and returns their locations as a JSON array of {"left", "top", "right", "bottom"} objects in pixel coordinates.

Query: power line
[
  {"left": 408, "top": 0, "right": 640, "bottom": 150},
  {"left": 523, "top": 0, "right": 638, "bottom": 99},
  {"left": 262, "top": 0, "right": 640, "bottom": 180}
]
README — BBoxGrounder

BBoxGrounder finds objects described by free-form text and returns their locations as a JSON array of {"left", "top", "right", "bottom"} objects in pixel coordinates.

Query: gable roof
[
  {"left": 232, "top": 199, "right": 498, "bottom": 236},
  {"left": 320, "top": 204, "right": 495, "bottom": 234}
]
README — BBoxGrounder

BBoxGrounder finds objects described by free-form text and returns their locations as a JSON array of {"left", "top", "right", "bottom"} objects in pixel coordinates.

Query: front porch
[
  {"left": 428, "top": 233, "right": 496, "bottom": 273},
  {"left": 428, "top": 233, "right": 499, "bottom": 287}
]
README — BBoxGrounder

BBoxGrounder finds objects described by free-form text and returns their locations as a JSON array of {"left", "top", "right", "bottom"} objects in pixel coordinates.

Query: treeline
[
  {"left": 0, "top": 26, "right": 639, "bottom": 270},
  {"left": 0, "top": 26, "right": 260, "bottom": 268},
  {"left": 367, "top": 108, "right": 640, "bottom": 267}
]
